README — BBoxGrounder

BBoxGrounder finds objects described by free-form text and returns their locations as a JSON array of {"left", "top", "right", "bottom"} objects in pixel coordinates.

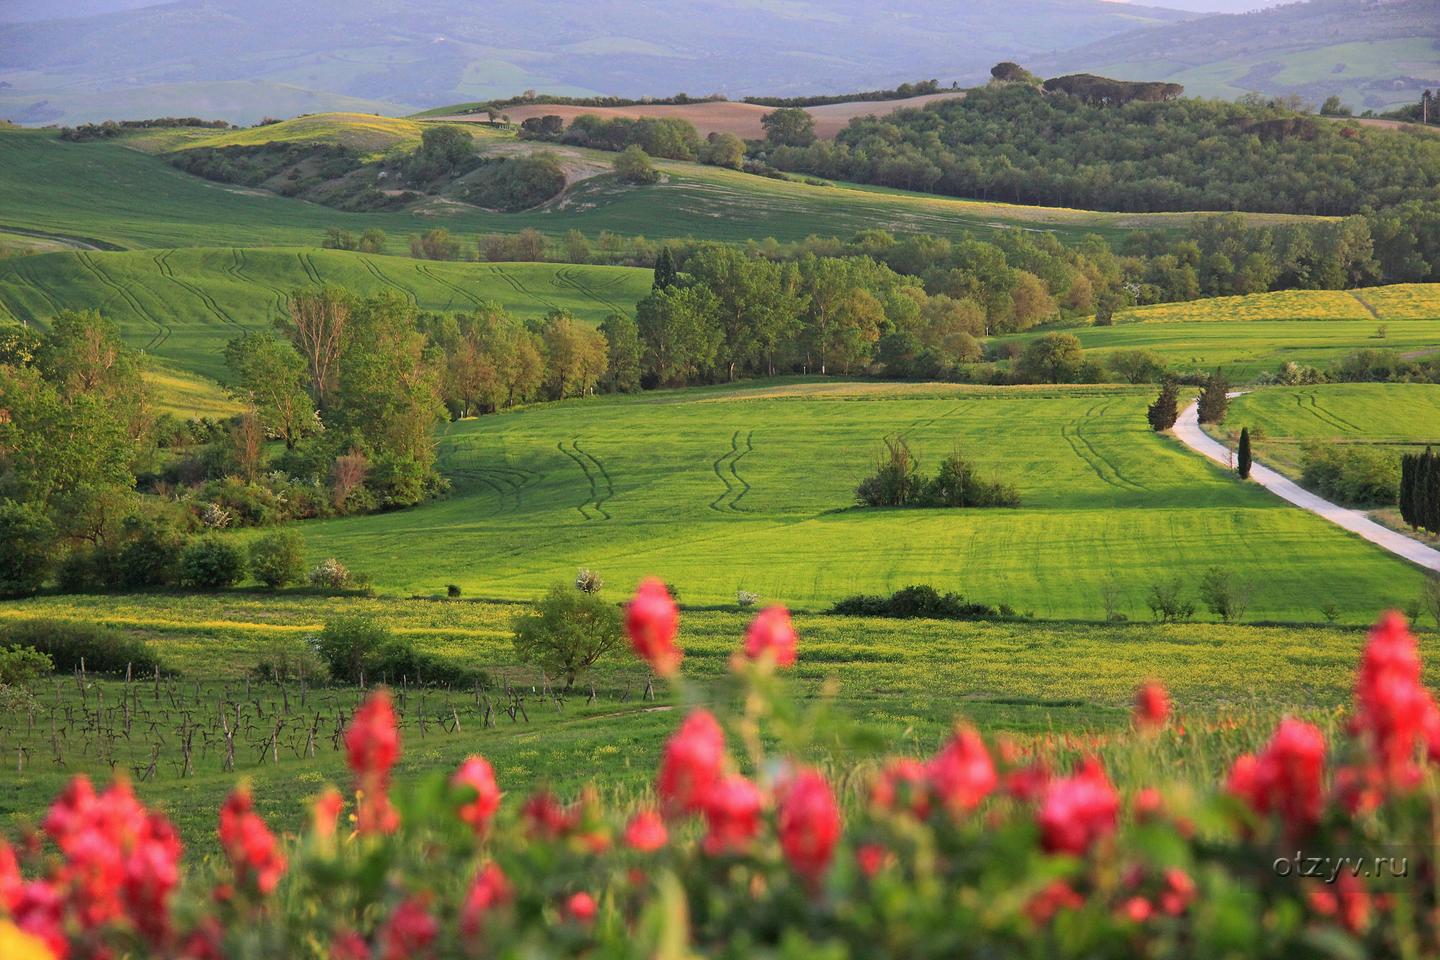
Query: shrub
[
  {"left": 737, "top": 590, "right": 760, "bottom": 610},
  {"left": 314, "top": 614, "right": 394, "bottom": 684},
  {"left": 0, "top": 645, "right": 52, "bottom": 688},
  {"left": 858, "top": 442, "right": 1020, "bottom": 509},
  {"left": 614, "top": 146, "right": 660, "bottom": 185},
  {"left": 308, "top": 558, "right": 353, "bottom": 590},
  {"left": 447, "top": 584, "right": 463, "bottom": 598},
  {"left": 179, "top": 536, "right": 247, "bottom": 589},
  {"left": 1197, "top": 567, "right": 1251, "bottom": 623},
  {"left": 575, "top": 568, "right": 604, "bottom": 595},
  {"left": 1147, "top": 381, "right": 1179, "bottom": 431},
  {"left": 1300, "top": 444, "right": 1399, "bottom": 506},
  {"left": 0, "top": 499, "right": 54, "bottom": 598},
  {"left": 1146, "top": 578, "right": 1195, "bottom": 622},
  {"left": 115, "top": 515, "right": 186, "bottom": 588},
  {"left": 0, "top": 618, "right": 164, "bottom": 675},
  {"left": 831, "top": 585, "right": 999, "bottom": 620},
  {"left": 855, "top": 436, "right": 923, "bottom": 507},
  {"left": 512, "top": 583, "right": 624, "bottom": 688},
  {"left": 249, "top": 529, "right": 306, "bottom": 589},
  {"left": 314, "top": 614, "right": 476, "bottom": 686}
]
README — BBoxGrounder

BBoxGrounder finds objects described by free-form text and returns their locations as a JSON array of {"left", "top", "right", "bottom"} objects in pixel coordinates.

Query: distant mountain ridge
[
  {"left": 1038, "top": 0, "right": 1439, "bottom": 111},
  {"left": 1, "top": 0, "right": 1194, "bottom": 126}
]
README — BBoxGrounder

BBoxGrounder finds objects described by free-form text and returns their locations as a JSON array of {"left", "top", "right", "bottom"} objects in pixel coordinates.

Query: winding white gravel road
[{"left": 1173, "top": 397, "right": 1440, "bottom": 573}]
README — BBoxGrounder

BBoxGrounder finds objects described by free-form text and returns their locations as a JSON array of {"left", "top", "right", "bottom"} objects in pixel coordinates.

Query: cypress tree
[
  {"left": 1236, "top": 427, "right": 1252, "bottom": 479},
  {"left": 1146, "top": 381, "right": 1179, "bottom": 432},
  {"left": 653, "top": 247, "right": 678, "bottom": 290},
  {"left": 1196, "top": 368, "right": 1230, "bottom": 425},
  {"left": 1400, "top": 453, "right": 1415, "bottom": 528},
  {"left": 1428, "top": 448, "right": 1440, "bottom": 535}
]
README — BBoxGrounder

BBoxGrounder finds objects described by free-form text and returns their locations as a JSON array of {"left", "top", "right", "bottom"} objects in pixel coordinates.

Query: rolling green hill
[
  {"left": 1227, "top": 384, "right": 1440, "bottom": 445},
  {"left": 0, "top": 248, "right": 652, "bottom": 381},
  {"left": 993, "top": 285, "right": 1440, "bottom": 380},
  {"left": 1041, "top": 0, "right": 1439, "bottom": 112},
  {"left": 258, "top": 380, "right": 1429, "bottom": 621},
  {"left": 0, "top": 126, "right": 1322, "bottom": 253}
]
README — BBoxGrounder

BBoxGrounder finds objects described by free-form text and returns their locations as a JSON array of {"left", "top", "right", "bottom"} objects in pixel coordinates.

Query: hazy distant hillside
[
  {"left": 1043, "top": 0, "right": 1439, "bottom": 111},
  {"left": 0, "top": 0, "right": 172, "bottom": 22},
  {"left": 0, "top": 0, "right": 1192, "bottom": 126}
]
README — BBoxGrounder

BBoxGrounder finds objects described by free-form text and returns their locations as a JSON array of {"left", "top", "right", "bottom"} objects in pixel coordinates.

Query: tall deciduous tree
[
  {"left": 598, "top": 314, "right": 643, "bottom": 393},
  {"left": 282, "top": 287, "right": 352, "bottom": 410},
  {"left": 636, "top": 284, "right": 722, "bottom": 386},
  {"left": 540, "top": 312, "right": 608, "bottom": 399},
  {"left": 223, "top": 332, "right": 314, "bottom": 448}
]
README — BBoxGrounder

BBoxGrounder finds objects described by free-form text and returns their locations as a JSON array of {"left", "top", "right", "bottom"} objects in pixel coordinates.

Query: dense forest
[{"left": 765, "top": 83, "right": 1440, "bottom": 216}]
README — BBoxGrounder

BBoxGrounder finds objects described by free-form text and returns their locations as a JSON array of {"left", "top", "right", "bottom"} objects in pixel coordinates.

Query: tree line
[
  {"left": 1401, "top": 450, "right": 1440, "bottom": 536},
  {"left": 763, "top": 81, "right": 1440, "bottom": 217}
]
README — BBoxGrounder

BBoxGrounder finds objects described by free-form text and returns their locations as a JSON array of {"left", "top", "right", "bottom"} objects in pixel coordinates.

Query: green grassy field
[
  {"left": 0, "top": 591, "right": 1413, "bottom": 848},
  {"left": 0, "top": 248, "right": 652, "bottom": 381},
  {"left": 0, "top": 126, "right": 1324, "bottom": 253},
  {"left": 217, "top": 379, "right": 1428, "bottom": 621},
  {"left": 1228, "top": 383, "right": 1440, "bottom": 446}
]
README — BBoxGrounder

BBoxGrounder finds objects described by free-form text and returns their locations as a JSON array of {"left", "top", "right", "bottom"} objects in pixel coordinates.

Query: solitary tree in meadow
[
  {"left": 1236, "top": 427, "right": 1252, "bottom": 479},
  {"left": 1146, "top": 381, "right": 1179, "bottom": 432},
  {"left": 1196, "top": 369, "right": 1230, "bottom": 424}
]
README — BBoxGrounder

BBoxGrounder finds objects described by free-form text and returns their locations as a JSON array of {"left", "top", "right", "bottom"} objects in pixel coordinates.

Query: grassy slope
[
  {"left": 993, "top": 285, "right": 1440, "bottom": 381},
  {"left": 0, "top": 592, "right": 1414, "bottom": 846},
  {"left": 240, "top": 380, "right": 1428, "bottom": 621},
  {"left": 0, "top": 248, "right": 652, "bottom": 381},
  {"left": 0, "top": 126, "right": 1324, "bottom": 252},
  {"left": 1228, "top": 384, "right": 1440, "bottom": 446}
]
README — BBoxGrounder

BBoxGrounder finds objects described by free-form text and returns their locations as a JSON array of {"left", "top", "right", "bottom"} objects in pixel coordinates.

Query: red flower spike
[
  {"left": 927, "top": 727, "right": 997, "bottom": 815},
  {"left": 1133, "top": 681, "right": 1170, "bottom": 731},
  {"left": 742, "top": 606, "right": 798, "bottom": 667},
  {"left": 777, "top": 769, "right": 841, "bottom": 885},
  {"left": 702, "top": 775, "right": 763, "bottom": 855},
  {"left": 624, "top": 810, "right": 668, "bottom": 852},
  {"left": 626, "top": 577, "right": 682, "bottom": 676},
  {"left": 657, "top": 709, "right": 726, "bottom": 817},
  {"left": 1037, "top": 757, "right": 1119, "bottom": 856},
  {"left": 452, "top": 756, "right": 502, "bottom": 835}
]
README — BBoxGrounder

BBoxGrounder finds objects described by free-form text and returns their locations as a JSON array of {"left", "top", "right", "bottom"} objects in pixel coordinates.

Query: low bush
[
  {"left": 1147, "top": 578, "right": 1196, "bottom": 622},
  {"left": 512, "top": 583, "right": 625, "bottom": 688},
  {"left": 831, "top": 584, "right": 1000, "bottom": 620},
  {"left": 1301, "top": 443, "right": 1399, "bottom": 506},
  {"left": 308, "top": 557, "right": 353, "bottom": 590},
  {"left": 179, "top": 536, "right": 247, "bottom": 589},
  {"left": 0, "top": 618, "right": 164, "bottom": 675},
  {"left": 249, "top": 529, "right": 306, "bottom": 589},
  {"left": 0, "top": 644, "right": 52, "bottom": 688},
  {"left": 314, "top": 615, "right": 477, "bottom": 686},
  {"left": 856, "top": 440, "right": 1020, "bottom": 509}
]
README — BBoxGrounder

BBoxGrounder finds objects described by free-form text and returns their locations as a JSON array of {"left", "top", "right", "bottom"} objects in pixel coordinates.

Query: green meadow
[
  {"left": 243, "top": 380, "right": 1428, "bottom": 621},
  {"left": 1228, "top": 383, "right": 1440, "bottom": 445},
  {"left": 0, "top": 126, "right": 1320, "bottom": 252},
  {"left": 0, "top": 591, "right": 1413, "bottom": 847},
  {"left": 0, "top": 247, "right": 652, "bottom": 381}
]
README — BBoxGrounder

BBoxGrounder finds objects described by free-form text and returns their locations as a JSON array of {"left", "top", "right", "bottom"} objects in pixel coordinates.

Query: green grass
[
  {"left": 1228, "top": 384, "right": 1440, "bottom": 446},
  {"left": 223, "top": 379, "right": 1429, "bottom": 621},
  {"left": 0, "top": 126, "right": 1325, "bottom": 253},
  {"left": 0, "top": 248, "right": 652, "bottom": 381},
  {"left": 996, "top": 318, "right": 1440, "bottom": 381},
  {"left": 0, "top": 591, "right": 1412, "bottom": 847}
]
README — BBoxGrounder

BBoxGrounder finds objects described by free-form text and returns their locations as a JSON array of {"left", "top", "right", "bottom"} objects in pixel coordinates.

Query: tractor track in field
[
  {"left": 10, "top": 259, "right": 63, "bottom": 317},
  {"left": 557, "top": 439, "right": 611, "bottom": 520},
  {"left": 232, "top": 249, "right": 289, "bottom": 318},
  {"left": 1062, "top": 402, "right": 1144, "bottom": 493},
  {"left": 417, "top": 263, "right": 480, "bottom": 308},
  {"left": 445, "top": 458, "right": 537, "bottom": 509},
  {"left": 78, "top": 252, "right": 169, "bottom": 352},
  {"left": 154, "top": 251, "right": 239, "bottom": 328},
  {"left": 554, "top": 267, "right": 627, "bottom": 315},
  {"left": 298, "top": 252, "right": 323, "bottom": 285},
  {"left": 709, "top": 430, "right": 754, "bottom": 512},
  {"left": 1298, "top": 392, "right": 1361, "bottom": 433},
  {"left": 492, "top": 266, "right": 562, "bottom": 313},
  {"left": 1348, "top": 290, "right": 1382, "bottom": 320},
  {"left": 901, "top": 401, "right": 969, "bottom": 440},
  {"left": 1080, "top": 400, "right": 1147, "bottom": 491},
  {"left": 361, "top": 258, "right": 417, "bottom": 306},
  {"left": 572, "top": 440, "right": 614, "bottom": 517}
]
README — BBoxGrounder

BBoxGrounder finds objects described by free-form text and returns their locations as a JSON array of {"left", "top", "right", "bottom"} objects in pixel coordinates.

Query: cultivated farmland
[
  {"left": 261, "top": 381, "right": 1429, "bottom": 620},
  {"left": 0, "top": 249, "right": 652, "bottom": 381}
]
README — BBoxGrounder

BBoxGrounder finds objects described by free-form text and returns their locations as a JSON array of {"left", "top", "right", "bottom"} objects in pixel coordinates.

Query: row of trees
[
  {"left": 767, "top": 82, "right": 1440, "bottom": 217},
  {"left": 1400, "top": 449, "right": 1440, "bottom": 535}
]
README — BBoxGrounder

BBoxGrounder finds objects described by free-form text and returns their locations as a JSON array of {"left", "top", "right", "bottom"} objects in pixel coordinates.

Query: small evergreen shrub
[{"left": 179, "top": 536, "right": 247, "bottom": 589}]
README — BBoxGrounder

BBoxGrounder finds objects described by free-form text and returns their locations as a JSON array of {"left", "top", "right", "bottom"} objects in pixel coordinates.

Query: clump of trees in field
[
  {"left": 830, "top": 583, "right": 1009, "bottom": 620},
  {"left": 1300, "top": 445, "right": 1399, "bottom": 507},
  {"left": 855, "top": 438, "right": 1020, "bottom": 509},
  {"left": 1401, "top": 449, "right": 1440, "bottom": 534},
  {"left": 767, "top": 79, "right": 1440, "bottom": 217},
  {"left": 0, "top": 310, "right": 380, "bottom": 598}
]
